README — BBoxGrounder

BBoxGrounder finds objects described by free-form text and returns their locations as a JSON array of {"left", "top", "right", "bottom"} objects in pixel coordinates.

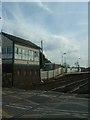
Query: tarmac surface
[{"left": 2, "top": 88, "right": 89, "bottom": 119}]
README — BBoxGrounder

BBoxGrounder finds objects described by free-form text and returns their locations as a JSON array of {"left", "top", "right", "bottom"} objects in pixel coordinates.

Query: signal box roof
[{"left": 2, "top": 32, "right": 41, "bottom": 50}]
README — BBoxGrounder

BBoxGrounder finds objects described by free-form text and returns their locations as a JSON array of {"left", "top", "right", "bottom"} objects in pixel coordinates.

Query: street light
[
  {"left": 61, "top": 50, "right": 76, "bottom": 73},
  {"left": 63, "top": 53, "right": 67, "bottom": 73},
  {"left": 78, "top": 57, "right": 81, "bottom": 72},
  {"left": 61, "top": 52, "right": 67, "bottom": 73},
  {"left": 61, "top": 53, "right": 66, "bottom": 65}
]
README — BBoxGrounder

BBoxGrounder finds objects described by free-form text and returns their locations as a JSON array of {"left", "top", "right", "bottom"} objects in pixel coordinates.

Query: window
[
  {"left": 26, "top": 50, "right": 29, "bottom": 60},
  {"left": 2, "top": 47, "right": 13, "bottom": 54},
  {"left": 2, "top": 47, "right": 7, "bottom": 54},
  {"left": 27, "top": 50, "right": 29, "bottom": 60},
  {"left": 18, "top": 48, "right": 22, "bottom": 54},
  {"left": 7, "top": 47, "right": 12, "bottom": 54},
  {"left": 29, "top": 50, "right": 32, "bottom": 61},
  {"left": 15, "top": 47, "right": 18, "bottom": 54},
  {"left": 24, "top": 50, "right": 27, "bottom": 60},
  {"left": 31, "top": 51, "right": 34, "bottom": 61},
  {"left": 22, "top": 49, "right": 25, "bottom": 60},
  {"left": 18, "top": 48, "right": 22, "bottom": 59},
  {"left": 33, "top": 51, "right": 39, "bottom": 61},
  {"left": 14, "top": 46, "right": 39, "bottom": 61},
  {"left": 22, "top": 49, "right": 29, "bottom": 60},
  {"left": 15, "top": 47, "right": 23, "bottom": 59}
]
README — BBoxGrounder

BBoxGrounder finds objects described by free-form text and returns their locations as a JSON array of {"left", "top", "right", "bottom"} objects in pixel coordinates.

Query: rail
[{"left": 52, "top": 78, "right": 88, "bottom": 93}]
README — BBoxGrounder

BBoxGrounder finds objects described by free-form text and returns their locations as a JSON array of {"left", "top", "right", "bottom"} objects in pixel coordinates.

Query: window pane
[
  {"left": 15, "top": 47, "right": 18, "bottom": 54},
  {"left": 2, "top": 47, "right": 7, "bottom": 54},
  {"left": 18, "top": 48, "right": 22, "bottom": 54},
  {"left": 33, "top": 51, "right": 39, "bottom": 61},
  {"left": 31, "top": 51, "right": 34, "bottom": 61},
  {"left": 7, "top": 47, "right": 12, "bottom": 54}
]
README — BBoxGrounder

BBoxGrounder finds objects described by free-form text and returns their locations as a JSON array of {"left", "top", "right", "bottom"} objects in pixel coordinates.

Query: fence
[
  {"left": 41, "top": 68, "right": 61, "bottom": 80},
  {"left": 41, "top": 67, "right": 80, "bottom": 81}
]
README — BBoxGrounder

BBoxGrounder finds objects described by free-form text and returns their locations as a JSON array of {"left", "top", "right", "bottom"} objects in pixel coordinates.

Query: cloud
[
  {"left": 2, "top": 2, "right": 88, "bottom": 67},
  {"left": 37, "top": 1, "right": 53, "bottom": 14}
]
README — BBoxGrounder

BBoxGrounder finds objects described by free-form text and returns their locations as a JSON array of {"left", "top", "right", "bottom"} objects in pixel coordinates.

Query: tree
[{"left": 40, "top": 51, "right": 51, "bottom": 69}]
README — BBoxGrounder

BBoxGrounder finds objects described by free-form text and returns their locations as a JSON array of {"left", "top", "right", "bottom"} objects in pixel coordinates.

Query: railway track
[
  {"left": 33, "top": 73, "right": 88, "bottom": 94},
  {"left": 69, "top": 81, "right": 88, "bottom": 93},
  {"left": 51, "top": 78, "right": 88, "bottom": 93}
]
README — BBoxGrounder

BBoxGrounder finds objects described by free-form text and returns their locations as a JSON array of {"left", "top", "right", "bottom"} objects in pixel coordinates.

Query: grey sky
[{"left": 1, "top": 1, "right": 88, "bottom": 67}]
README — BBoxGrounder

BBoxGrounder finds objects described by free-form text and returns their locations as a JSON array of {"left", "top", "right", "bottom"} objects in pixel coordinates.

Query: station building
[{"left": 2, "top": 32, "right": 41, "bottom": 89}]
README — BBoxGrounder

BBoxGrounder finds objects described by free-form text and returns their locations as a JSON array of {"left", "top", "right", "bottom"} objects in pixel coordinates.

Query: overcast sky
[{"left": 1, "top": 2, "right": 88, "bottom": 67}]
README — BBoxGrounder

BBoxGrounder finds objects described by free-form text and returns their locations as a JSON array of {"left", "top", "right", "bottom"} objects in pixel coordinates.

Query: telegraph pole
[
  {"left": 63, "top": 53, "right": 67, "bottom": 73},
  {"left": 41, "top": 40, "right": 43, "bottom": 68}
]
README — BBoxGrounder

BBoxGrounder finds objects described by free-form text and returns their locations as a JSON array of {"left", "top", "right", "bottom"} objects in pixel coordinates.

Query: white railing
[
  {"left": 41, "top": 68, "right": 61, "bottom": 80},
  {"left": 41, "top": 67, "right": 81, "bottom": 81}
]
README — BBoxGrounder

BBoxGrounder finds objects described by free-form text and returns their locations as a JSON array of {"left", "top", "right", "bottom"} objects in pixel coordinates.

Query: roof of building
[{"left": 2, "top": 32, "right": 41, "bottom": 50}]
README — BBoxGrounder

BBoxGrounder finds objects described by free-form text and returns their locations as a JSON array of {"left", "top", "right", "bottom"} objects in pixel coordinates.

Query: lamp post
[
  {"left": 41, "top": 40, "right": 43, "bottom": 69},
  {"left": 61, "top": 52, "right": 67, "bottom": 73},
  {"left": 63, "top": 53, "right": 67, "bottom": 73},
  {"left": 61, "top": 54, "right": 64, "bottom": 73},
  {"left": 78, "top": 57, "right": 81, "bottom": 72},
  {"left": 63, "top": 51, "right": 71, "bottom": 73},
  {"left": 61, "top": 50, "right": 74, "bottom": 73}
]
